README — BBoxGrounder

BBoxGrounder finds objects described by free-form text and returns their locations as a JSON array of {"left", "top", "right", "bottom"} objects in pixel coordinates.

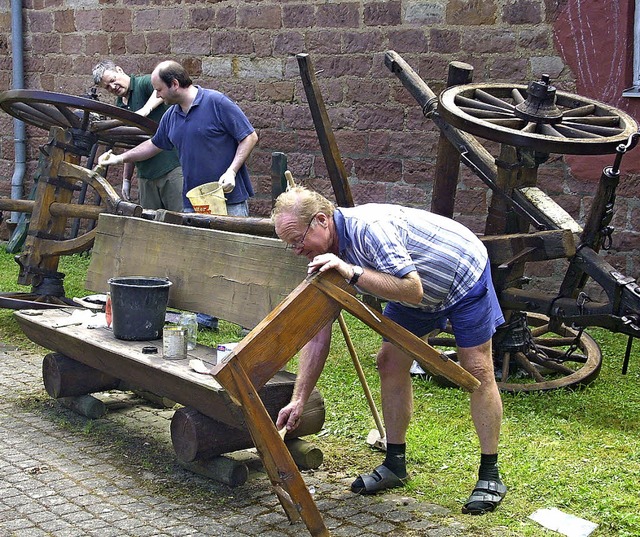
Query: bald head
[{"left": 152, "top": 61, "right": 192, "bottom": 88}]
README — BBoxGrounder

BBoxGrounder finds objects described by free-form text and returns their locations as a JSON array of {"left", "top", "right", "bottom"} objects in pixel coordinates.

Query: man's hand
[
  {"left": 308, "top": 253, "right": 352, "bottom": 279},
  {"left": 98, "top": 150, "right": 124, "bottom": 167},
  {"left": 218, "top": 168, "right": 236, "bottom": 193},
  {"left": 275, "top": 400, "right": 305, "bottom": 433},
  {"left": 121, "top": 179, "right": 131, "bottom": 201}
]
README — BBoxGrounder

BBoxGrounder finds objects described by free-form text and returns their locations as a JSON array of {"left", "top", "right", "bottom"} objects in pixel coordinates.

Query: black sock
[
  {"left": 478, "top": 453, "right": 501, "bottom": 483},
  {"left": 383, "top": 443, "right": 407, "bottom": 478}
]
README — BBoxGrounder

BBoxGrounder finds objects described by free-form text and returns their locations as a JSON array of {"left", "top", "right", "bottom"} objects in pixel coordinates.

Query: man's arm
[
  {"left": 276, "top": 320, "right": 333, "bottom": 432},
  {"left": 218, "top": 131, "right": 259, "bottom": 193},
  {"left": 308, "top": 253, "right": 424, "bottom": 305},
  {"left": 135, "top": 94, "right": 164, "bottom": 117},
  {"left": 98, "top": 139, "right": 162, "bottom": 167}
]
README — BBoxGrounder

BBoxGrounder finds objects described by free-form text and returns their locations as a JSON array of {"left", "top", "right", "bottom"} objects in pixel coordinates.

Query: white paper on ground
[{"left": 529, "top": 507, "right": 598, "bottom": 537}]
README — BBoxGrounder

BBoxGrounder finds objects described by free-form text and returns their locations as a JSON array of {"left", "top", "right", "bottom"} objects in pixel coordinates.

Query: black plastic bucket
[{"left": 108, "top": 276, "right": 172, "bottom": 341}]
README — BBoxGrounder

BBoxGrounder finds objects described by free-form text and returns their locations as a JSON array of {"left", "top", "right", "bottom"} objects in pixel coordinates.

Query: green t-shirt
[{"left": 117, "top": 75, "right": 181, "bottom": 180}]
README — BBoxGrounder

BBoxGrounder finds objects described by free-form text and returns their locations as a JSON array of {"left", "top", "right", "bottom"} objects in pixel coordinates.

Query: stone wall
[{"left": 0, "top": 0, "right": 638, "bottom": 287}]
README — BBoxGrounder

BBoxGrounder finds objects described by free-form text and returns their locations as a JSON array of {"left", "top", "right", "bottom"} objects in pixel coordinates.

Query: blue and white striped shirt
[{"left": 335, "top": 204, "right": 488, "bottom": 312}]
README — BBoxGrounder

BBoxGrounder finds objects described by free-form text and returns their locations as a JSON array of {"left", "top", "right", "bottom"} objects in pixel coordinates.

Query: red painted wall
[{"left": 554, "top": 0, "right": 640, "bottom": 176}]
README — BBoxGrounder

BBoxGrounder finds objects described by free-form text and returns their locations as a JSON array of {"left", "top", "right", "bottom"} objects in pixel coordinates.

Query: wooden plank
[
  {"left": 482, "top": 229, "right": 576, "bottom": 265},
  {"left": 309, "top": 271, "right": 481, "bottom": 392},
  {"left": 85, "top": 214, "right": 308, "bottom": 329},
  {"left": 216, "top": 359, "right": 329, "bottom": 536},
  {"left": 210, "top": 272, "right": 343, "bottom": 391},
  {"left": 514, "top": 186, "right": 583, "bottom": 234},
  {"left": 14, "top": 308, "right": 293, "bottom": 428}
]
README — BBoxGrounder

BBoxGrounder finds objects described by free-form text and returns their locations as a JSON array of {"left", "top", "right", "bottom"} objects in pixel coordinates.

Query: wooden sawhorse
[{"left": 210, "top": 269, "right": 480, "bottom": 536}]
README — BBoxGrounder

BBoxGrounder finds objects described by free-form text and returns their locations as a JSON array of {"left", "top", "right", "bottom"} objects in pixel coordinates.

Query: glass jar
[{"left": 179, "top": 312, "right": 198, "bottom": 351}]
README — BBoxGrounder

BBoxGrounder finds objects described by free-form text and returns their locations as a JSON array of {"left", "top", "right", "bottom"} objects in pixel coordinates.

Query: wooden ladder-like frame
[{"left": 210, "top": 269, "right": 480, "bottom": 536}]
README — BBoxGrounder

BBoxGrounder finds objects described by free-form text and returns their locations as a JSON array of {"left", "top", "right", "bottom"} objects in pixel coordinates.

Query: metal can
[{"left": 163, "top": 325, "right": 186, "bottom": 360}]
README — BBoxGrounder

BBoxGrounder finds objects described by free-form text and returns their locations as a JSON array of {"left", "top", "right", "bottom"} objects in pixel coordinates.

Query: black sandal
[
  {"left": 350, "top": 464, "right": 408, "bottom": 495},
  {"left": 462, "top": 479, "right": 507, "bottom": 515}
]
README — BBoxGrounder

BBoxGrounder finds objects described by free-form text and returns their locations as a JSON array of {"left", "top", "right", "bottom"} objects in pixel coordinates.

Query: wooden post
[
  {"left": 431, "top": 61, "right": 474, "bottom": 217},
  {"left": 296, "top": 53, "right": 354, "bottom": 208}
]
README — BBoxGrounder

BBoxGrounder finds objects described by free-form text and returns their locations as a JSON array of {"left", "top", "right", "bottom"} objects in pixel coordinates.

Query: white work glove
[
  {"left": 218, "top": 168, "right": 236, "bottom": 193},
  {"left": 121, "top": 179, "right": 131, "bottom": 201},
  {"left": 98, "top": 150, "right": 124, "bottom": 167}
]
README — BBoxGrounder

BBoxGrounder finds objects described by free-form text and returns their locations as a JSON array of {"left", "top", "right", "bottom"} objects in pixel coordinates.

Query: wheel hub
[{"left": 514, "top": 74, "right": 563, "bottom": 125}]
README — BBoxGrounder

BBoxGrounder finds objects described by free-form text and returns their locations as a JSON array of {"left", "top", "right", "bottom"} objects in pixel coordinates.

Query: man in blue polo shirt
[
  {"left": 98, "top": 60, "right": 258, "bottom": 216},
  {"left": 272, "top": 186, "right": 507, "bottom": 516},
  {"left": 92, "top": 60, "right": 184, "bottom": 212}
]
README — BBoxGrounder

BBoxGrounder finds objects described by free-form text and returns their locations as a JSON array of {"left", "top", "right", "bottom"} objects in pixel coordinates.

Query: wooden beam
[{"left": 85, "top": 214, "right": 307, "bottom": 330}]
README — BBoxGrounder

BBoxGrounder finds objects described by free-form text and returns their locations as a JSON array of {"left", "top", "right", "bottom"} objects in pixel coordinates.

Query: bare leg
[
  {"left": 457, "top": 339, "right": 506, "bottom": 514},
  {"left": 350, "top": 342, "right": 412, "bottom": 494},
  {"left": 377, "top": 341, "right": 414, "bottom": 444}
]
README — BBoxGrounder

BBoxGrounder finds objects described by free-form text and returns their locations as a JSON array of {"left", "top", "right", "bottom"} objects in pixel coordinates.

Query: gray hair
[{"left": 92, "top": 59, "right": 117, "bottom": 85}]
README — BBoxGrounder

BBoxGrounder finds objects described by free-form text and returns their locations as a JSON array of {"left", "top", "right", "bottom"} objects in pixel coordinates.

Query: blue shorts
[{"left": 384, "top": 263, "right": 504, "bottom": 348}]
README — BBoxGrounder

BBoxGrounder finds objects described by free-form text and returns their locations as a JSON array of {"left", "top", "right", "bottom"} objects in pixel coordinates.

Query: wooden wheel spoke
[
  {"left": 456, "top": 95, "right": 513, "bottom": 114},
  {"left": 534, "top": 344, "right": 587, "bottom": 364},
  {"left": 514, "top": 351, "right": 546, "bottom": 382},
  {"left": 563, "top": 104, "right": 596, "bottom": 117},
  {"left": 474, "top": 88, "right": 515, "bottom": 111},
  {"left": 553, "top": 123, "right": 603, "bottom": 139},
  {"left": 511, "top": 88, "right": 526, "bottom": 104},
  {"left": 565, "top": 115, "right": 621, "bottom": 127},
  {"left": 459, "top": 107, "right": 514, "bottom": 119},
  {"left": 526, "top": 352, "right": 577, "bottom": 375}
]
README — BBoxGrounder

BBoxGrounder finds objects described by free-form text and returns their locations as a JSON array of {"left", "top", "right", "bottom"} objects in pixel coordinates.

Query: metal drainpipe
[{"left": 10, "top": 0, "right": 26, "bottom": 224}]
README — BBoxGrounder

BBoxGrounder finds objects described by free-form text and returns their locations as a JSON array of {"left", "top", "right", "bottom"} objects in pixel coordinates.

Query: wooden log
[
  {"left": 118, "top": 381, "right": 177, "bottom": 408},
  {"left": 285, "top": 438, "right": 323, "bottom": 470},
  {"left": 58, "top": 394, "right": 107, "bottom": 419},
  {"left": 42, "top": 352, "right": 121, "bottom": 398},
  {"left": 178, "top": 456, "right": 249, "bottom": 487},
  {"left": 171, "top": 388, "right": 325, "bottom": 462}
]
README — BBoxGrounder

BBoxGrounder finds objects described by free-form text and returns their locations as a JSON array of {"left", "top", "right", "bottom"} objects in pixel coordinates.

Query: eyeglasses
[{"left": 285, "top": 213, "right": 318, "bottom": 251}]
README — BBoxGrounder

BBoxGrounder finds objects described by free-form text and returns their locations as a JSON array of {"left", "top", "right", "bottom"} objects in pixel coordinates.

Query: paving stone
[{"left": 0, "top": 347, "right": 473, "bottom": 537}]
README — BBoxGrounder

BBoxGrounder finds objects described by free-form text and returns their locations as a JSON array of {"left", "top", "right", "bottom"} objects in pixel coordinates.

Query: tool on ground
[{"left": 337, "top": 313, "right": 387, "bottom": 451}]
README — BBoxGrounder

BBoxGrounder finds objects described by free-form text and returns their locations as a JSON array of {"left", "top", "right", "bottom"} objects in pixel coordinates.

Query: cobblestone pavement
[{"left": 0, "top": 343, "right": 471, "bottom": 537}]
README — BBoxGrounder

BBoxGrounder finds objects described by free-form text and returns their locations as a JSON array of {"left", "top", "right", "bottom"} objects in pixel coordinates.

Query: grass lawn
[{"left": 1, "top": 248, "right": 639, "bottom": 536}]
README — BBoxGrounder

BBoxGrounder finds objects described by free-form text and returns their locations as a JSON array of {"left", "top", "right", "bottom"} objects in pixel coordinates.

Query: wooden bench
[{"left": 16, "top": 212, "right": 484, "bottom": 537}]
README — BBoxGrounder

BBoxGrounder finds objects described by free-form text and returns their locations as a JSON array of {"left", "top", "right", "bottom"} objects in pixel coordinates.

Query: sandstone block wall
[{"left": 0, "top": 0, "right": 638, "bottom": 286}]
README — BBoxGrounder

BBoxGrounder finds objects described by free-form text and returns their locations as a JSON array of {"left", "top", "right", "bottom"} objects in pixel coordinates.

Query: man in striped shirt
[{"left": 273, "top": 186, "right": 507, "bottom": 515}]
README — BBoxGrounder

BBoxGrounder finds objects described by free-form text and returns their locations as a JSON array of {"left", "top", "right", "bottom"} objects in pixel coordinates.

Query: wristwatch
[{"left": 348, "top": 265, "right": 364, "bottom": 286}]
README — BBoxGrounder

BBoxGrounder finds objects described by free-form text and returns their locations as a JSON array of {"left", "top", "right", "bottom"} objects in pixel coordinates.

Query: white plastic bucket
[{"left": 186, "top": 182, "right": 227, "bottom": 215}]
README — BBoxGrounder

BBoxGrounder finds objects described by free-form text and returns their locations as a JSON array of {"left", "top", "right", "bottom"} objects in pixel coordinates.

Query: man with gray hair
[{"left": 92, "top": 59, "right": 183, "bottom": 212}]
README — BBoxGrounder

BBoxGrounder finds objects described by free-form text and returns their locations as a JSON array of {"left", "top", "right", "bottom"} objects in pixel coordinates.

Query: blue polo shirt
[
  {"left": 334, "top": 204, "right": 488, "bottom": 312},
  {"left": 152, "top": 87, "right": 255, "bottom": 206}
]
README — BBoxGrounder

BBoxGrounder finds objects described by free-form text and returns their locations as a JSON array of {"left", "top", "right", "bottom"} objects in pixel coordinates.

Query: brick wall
[{"left": 0, "top": 0, "right": 638, "bottom": 287}]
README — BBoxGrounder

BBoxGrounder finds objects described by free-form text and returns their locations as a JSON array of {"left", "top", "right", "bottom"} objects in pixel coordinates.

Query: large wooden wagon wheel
[
  {"left": 431, "top": 75, "right": 637, "bottom": 391},
  {"left": 0, "top": 89, "right": 156, "bottom": 150},
  {"left": 427, "top": 313, "right": 602, "bottom": 393},
  {"left": 437, "top": 78, "right": 638, "bottom": 155},
  {"left": 0, "top": 90, "right": 157, "bottom": 308}
]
